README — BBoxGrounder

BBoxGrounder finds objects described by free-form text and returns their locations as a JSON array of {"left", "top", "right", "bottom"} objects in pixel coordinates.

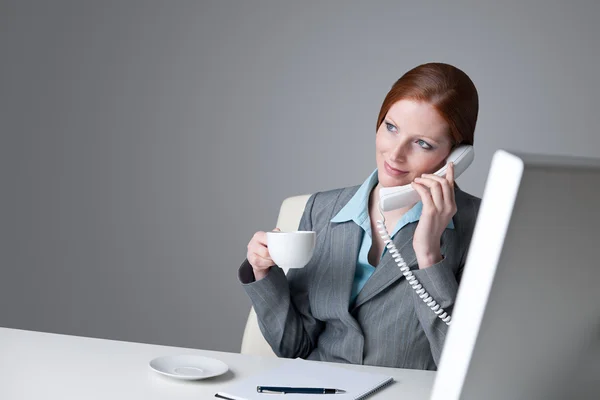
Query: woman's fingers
[
  {"left": 249, "top": 241, "right": 270, "bottom": 259},
  {"left": 414, "top": 176, "right": 444, "bottom": 212},
  {"left": 252, "top": 231, "right": 268, "bottom": 246},
  {"left": 447, "top": 162, "right": 455, "bottom": 188},
  {"left": 248, "top": 252, "right": 273, "bottom": 269},
  {"left": 248, "top": 250, "right": 273, "bottom": 269},
  {"left": 247, "top": 231, "right": 275, "bottom": 270},
  {"left": 418, "top": 173, "right": 456, "bottom": 214},
  {"left": 447, "top": 162, "right": 456, "bottom": 205},
  {"left": 411, "top": 181, "right": 435, "bottom": 211}
]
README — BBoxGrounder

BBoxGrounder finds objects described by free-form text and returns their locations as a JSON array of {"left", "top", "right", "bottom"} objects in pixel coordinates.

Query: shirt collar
[
  {"left": 330, "top": 169, "right": 455, "bottom": 230},
  {"left": 330, "top": 169, "right": 378, "bottom": 225}
]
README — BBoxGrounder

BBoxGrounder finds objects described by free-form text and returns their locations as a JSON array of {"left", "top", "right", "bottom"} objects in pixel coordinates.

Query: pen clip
[{"left": 256, "top": 386, "right": 284, "bottom": 394}]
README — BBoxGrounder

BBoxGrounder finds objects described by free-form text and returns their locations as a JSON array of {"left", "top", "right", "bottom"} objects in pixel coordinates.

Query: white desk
[{"left": 0, "top": 327, "right": 435, "bottom": 399}]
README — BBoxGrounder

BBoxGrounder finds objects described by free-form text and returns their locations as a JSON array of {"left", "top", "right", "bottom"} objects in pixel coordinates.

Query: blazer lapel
[
  {"left": 326, "top": 219, "right": 363, "bottom": 313},
  {"left": 352, "top": 224, "right": 418, "bottom": 309}
]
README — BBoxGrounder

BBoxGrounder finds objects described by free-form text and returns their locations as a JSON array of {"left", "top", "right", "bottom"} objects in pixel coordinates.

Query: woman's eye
[
  {"left": 417, "top": 139, "right": 433, "bottom": 150},
  {"left": 385, "top": 122, "right": 397, "bottom": 133}
]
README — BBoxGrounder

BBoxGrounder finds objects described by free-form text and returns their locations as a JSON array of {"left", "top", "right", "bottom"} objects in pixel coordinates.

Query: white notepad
[{"left": 215, "top": 359, "right": 394, "bottom": 400}]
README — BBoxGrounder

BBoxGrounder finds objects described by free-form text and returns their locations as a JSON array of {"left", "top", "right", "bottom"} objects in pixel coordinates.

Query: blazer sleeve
[
  {"left": 409, "top": 195, "right": 479, "bottom": 366},
  {"left": 409, "top": 258, "right": 462, "bottom": 365},
  {"left": 238, "top": 193, "right": 324, "bottom": 359}
]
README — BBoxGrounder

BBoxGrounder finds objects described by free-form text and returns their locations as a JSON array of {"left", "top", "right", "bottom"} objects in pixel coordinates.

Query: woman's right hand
[{"left": 246, "top": 228, "right": 279, "bottom": 281}]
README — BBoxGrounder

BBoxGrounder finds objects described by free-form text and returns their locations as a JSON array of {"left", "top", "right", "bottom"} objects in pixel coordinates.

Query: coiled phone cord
[{"left": 376, "top": 206, "right": 452, "bottom": 325}]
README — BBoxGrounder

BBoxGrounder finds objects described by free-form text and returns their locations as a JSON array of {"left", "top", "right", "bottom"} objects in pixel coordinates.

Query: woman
[{"left": 238, "top": 63, "right": 481, "bottom": 371}]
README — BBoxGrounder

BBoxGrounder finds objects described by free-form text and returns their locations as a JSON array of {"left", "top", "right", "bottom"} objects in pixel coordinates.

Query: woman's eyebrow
[{"left": 385, "top": 116, "right": 444, "bottom": 144}]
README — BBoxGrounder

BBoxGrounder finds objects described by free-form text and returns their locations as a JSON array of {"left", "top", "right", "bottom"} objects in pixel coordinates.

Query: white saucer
[{"left": 149, "top": 355, "right": 229, "bottom": 380}]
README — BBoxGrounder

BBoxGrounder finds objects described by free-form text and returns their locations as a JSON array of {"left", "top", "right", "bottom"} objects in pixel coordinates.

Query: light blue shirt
[{"left": 330, "top": 169, "right": 455, "bottom": 306}]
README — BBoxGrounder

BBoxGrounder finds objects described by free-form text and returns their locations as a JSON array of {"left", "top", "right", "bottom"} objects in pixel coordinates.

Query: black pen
[{"left": 257, "top": 386, "right": 346, "bottom": 394}]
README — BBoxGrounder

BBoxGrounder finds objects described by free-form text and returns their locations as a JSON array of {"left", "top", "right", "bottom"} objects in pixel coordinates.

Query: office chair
[{"left": 240, "top": 194, "right": 311, "bottom": 357}]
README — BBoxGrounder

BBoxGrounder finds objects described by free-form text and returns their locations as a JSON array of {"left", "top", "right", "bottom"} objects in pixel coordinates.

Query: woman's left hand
[{"left": 411, "top": 162, "right": 457, "bottom": 269}]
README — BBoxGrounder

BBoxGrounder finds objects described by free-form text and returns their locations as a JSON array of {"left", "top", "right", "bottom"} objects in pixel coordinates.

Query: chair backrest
[{"left": 240, "top": 194, "right": 311, "bottom": 357}]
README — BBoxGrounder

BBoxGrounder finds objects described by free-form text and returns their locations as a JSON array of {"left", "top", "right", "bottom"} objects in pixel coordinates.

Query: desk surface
[{"left": 0, "top": 327, "right": 435, "bottom": 399}]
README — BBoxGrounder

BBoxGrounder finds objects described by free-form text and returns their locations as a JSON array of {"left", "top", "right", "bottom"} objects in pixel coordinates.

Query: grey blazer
[{"left": 239, "top": 185, "right": 480, "bottom": 370}]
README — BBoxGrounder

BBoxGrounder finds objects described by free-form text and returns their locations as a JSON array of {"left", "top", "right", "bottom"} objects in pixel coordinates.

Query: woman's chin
[{"left": 379, "top": 177, "right": 412, "bottom": 188}]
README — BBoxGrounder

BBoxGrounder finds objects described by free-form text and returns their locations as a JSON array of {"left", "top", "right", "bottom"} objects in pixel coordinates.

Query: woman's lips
[{"left": 384, "top": 161, "right": 408, "bottom": 176}]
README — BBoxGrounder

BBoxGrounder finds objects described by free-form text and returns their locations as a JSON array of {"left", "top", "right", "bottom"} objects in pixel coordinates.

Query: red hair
[{"left": 376, "top": 63, "right": 479, "bottom": 145}]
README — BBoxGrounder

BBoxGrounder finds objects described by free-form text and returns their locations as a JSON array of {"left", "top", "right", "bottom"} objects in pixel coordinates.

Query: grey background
[{"left": 1, "top": 0, "right": 598, "bottom": 353}]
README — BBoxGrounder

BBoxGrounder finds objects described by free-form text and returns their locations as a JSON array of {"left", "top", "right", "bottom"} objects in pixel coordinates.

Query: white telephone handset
[
  {"left": 379, "top": 145, "right": 475, "bottom": 212},
  {"left": 376, "top": 145, "right": 474, "bottom": 325}
]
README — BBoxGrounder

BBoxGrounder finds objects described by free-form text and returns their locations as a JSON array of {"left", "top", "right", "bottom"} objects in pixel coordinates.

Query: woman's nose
[{"left": 389, "top": 141, "right": 409, "bottom": 161}]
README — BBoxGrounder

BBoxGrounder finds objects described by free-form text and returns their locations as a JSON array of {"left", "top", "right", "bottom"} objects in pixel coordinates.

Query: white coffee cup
[{"left": 266, "top": 230, "right": 316, "bottom": 269}]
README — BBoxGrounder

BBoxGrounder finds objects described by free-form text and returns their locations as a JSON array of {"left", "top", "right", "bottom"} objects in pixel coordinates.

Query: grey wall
[{"left": 1, "top": 0, "right": 599, "bottom": 352}]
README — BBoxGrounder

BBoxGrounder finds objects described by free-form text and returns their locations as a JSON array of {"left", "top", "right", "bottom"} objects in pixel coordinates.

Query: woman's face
[{"left": 376, "top": 99, "right": 454, "bottom": 188}]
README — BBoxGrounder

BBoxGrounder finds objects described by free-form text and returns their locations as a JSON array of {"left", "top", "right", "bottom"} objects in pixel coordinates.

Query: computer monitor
[{"left": 431, "top": 150, "right": 600, "bottom": 400}]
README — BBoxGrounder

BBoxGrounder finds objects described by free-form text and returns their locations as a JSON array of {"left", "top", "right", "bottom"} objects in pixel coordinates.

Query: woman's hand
[
  {"left": 411, "top": 162, "right": 457, "bottom": 269},
  {"left": 246, "top": 228, "right": 280, "bottom": 280}
]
